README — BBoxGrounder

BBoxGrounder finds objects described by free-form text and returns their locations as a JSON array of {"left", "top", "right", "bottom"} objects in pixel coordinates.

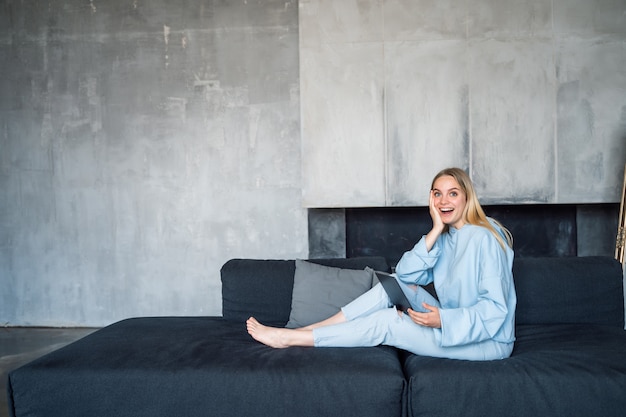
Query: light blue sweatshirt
[{"left": 394, "top": 220, "right": 516, "bottom": 348}]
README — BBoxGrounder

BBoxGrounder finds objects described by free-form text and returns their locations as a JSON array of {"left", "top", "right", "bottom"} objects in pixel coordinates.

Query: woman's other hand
[{"left": 407, "top": 303, "right": 441, "bottom": 328}]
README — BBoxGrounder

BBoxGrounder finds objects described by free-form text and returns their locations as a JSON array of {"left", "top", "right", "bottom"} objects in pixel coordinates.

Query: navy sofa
[{"left": 7, "top": 256, "right": 626, "bottom": 417}]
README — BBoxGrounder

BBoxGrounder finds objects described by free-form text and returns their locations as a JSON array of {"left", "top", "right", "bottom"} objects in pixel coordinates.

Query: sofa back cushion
[
  {"left": 221, "top": 257, "right": 390, "bottom": 326},
  {"left": 513, "top": 256, "right": 624, "bottom": 327},
  {"left": 285, "top": 260, "right": 376, "bottom": 328}
]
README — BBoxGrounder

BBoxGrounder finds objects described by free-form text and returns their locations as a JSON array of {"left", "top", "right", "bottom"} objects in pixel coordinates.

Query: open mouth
[{"left": 439, "top": 208, "right": 455, "bottom": 219}]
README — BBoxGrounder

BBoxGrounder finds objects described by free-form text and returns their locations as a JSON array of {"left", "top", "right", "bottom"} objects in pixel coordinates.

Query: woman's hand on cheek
[
  {"left": 429, "top": 191, "right": 444, "bottom": 231},
  {"left": 424, "top": 191, "right": 445, "bottom": 252}
]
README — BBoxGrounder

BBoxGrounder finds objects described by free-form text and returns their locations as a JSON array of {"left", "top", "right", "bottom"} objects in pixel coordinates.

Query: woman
[{"left": 247, "top": 167, "right": 516, "bottom": 360}]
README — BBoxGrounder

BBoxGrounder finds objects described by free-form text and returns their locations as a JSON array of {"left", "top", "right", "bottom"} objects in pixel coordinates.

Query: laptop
[{"left": 374, "top": 271, "right": 412, "bottom": 314}]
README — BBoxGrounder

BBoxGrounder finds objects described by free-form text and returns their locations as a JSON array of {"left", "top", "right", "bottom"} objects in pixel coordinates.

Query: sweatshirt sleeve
[
  {"left": 394, "top": 236, "right": 441, "bottom": 286},
  {"left": 438, "top": 233, "right": 514, "bottom": 347}
]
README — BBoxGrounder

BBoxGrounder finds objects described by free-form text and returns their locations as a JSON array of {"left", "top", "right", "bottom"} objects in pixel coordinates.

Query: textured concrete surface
[
  {"left": 300, "top": 0, "right": 626, "bottom": 207},
  {"left": 0, "top": 1, "right": 305, "bottom": 327}
]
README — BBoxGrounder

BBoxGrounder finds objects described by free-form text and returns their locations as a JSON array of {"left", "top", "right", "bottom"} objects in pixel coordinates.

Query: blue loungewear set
[{"left": 312, "top": 220, "right": 516, "bottom": 361}]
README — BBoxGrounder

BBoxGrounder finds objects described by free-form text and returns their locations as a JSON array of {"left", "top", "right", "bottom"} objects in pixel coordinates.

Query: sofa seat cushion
[
  {"left": 8, "top": 316, "right": 406, "bottom": 417},
  {"left": 402, "top": 324, "right": 626, "bottom": 417}
]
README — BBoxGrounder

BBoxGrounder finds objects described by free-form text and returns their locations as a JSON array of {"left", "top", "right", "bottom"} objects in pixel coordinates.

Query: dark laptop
[{"left": 375, "top": 271, "right": 412, "bottom": 314}]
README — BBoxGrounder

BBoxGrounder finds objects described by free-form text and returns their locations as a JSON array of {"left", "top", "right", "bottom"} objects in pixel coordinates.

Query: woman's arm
[{"left": 395, "top": 192, "right": 444, "bottom": 285}]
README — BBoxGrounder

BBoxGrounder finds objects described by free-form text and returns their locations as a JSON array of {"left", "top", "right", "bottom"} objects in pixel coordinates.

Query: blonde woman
[{"left": 247, "top": 168, "right": 516, "bottom": 360}]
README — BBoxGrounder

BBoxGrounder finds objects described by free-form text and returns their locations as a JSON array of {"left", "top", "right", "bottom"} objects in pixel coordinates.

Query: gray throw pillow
[{"left": 285, "top": 260, "right": 375, "bottom": 329}]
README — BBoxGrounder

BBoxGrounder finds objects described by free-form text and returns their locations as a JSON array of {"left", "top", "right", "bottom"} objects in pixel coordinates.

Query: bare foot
[{"left": 246, "top": 317, "right": 293, "bottom": 348}]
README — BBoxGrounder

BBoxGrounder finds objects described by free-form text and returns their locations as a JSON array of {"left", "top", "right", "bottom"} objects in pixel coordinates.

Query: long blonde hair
[{"left": 431, "top": 168, "right": 513, "bottom": 250}]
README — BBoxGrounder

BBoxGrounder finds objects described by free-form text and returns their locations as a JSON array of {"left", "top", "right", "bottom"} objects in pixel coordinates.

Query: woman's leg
[
  {"left": 245, "top": 307, "right": 399, "bottom": 350},
  {"left": 315, "top": 310, "right": 513, "bottom": 360},
  {"left": 246, "top": 284, "right": 390, "bottom": 348},
  {"left": 246, "top": 281, "right": 432, "bottom": 349},
  {"left": 313, "top": 308, "right": 405, "bottom": 348},
  {"left": 341, "top": 283, "right": 395, "bottom": 320},
  {"left": 248, "top": 312, "right": 512, "bottom": 360},
  {"left": 299, "top": 310, "right": 346, "bottom": 331}
]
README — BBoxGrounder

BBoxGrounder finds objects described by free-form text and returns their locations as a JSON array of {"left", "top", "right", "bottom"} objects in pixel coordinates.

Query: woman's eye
[{"left": 450, "top": 192, "right": 457, "bottom": 197}]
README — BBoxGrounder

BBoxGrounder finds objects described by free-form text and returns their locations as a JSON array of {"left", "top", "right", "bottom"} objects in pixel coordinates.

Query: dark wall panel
[{"left": 343, "top": 204, "right": 619, "bottom": 268}]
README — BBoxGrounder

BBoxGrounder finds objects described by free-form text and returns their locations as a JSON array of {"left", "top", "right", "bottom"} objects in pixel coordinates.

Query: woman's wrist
[{"left": 425, "top": 227, "right": 443, "bottom": 252}]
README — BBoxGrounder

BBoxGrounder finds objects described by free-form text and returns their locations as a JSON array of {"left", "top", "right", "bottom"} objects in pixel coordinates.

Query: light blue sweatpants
[{"left": 312, "top": 280, "right": 513, "bottom": 360}]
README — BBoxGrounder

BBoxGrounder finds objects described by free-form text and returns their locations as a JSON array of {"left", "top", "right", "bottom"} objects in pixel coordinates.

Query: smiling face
[{"left": 432, "top": 175, "right": 467, "bottom": 229}]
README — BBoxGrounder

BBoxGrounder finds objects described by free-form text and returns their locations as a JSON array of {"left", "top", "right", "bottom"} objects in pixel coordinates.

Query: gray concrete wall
[
  {"left": 2, "top": 1, "right": 625, "bottom": 327},
  {"left": 300, "top": 0, "right": 626, "bottom": 207},
  {"left": 0, "top": 0, "right": 305, "bottom": 326}
]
